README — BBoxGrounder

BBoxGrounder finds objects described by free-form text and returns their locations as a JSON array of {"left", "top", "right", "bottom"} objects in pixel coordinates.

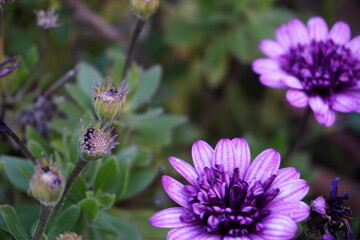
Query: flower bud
[
  {"left": 93, "top": 80, "right": 128, "bottom": 123},
  {"left": 130, "top": 0, "right": 159, "bottom": 20},
  {"left": 56, "top": 232, "right": 82, "bottom": 240},
  {"left": 29, "top": 156, "right": 64, "bottom": 206},
  {"left": 78, "top": 119, "right": 118, "bottom": 161}
]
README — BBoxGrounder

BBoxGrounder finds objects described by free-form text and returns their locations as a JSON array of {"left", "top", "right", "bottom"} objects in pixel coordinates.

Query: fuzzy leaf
[{"left": 0, "top": 205, "right": 28, "bottom": 240}]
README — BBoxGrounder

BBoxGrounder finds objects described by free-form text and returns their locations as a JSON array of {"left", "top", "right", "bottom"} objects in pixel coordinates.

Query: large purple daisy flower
[
  {"left": 150, "top": 138, "right": 310, "bottom": 239},
  {"left": 252, "top": 17, "right": 360, "bottom": 126}
]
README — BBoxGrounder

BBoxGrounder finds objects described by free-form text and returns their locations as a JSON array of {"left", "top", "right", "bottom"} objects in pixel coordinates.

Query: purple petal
[
  {"left": 314, "top": 109, "right": 336, "bottom": 127},
  {"left": 273, "top": 167, "right": 300, "bottom": 187},
  {"left": 259, "top": 73, "right": 287, "bottom": 88},
  {"left": 166, "top": 225, "right": 204, "bottom": 240},
  {"left": 232, "top": 138, "right": 250, "bottom": 179},
  {"left": 286, "top": 89, "right": 308, "bottom": 108},
  {"left": 252, "top": 58, "right": 280, "bottom": 75},
  {"left": 259, "top": 40, "right": 286, "bottom": 58},
  {"left": 168, "top": 157, "right": 198, "bottom": 186},
  {"left": 244, "top": 149, "right": 280, "bottom": 183},
  {"left": 191, "top": 140, "right": 214, "bottom": 174},
  {"left": 162, "top": 176, "right": 188, "bottom": 207},
  {"left": 214, "top": 139, "right": 237, "bottom": 173},
  {"left": 287, "top": 19, "right": 310, "bottom": 45},
  {"left": 329, "top": 21, "right": 351, "bottom": 44},
  {"left": 196, "top": 234, "right": 222, "bottom": 240},
  {"left": 312, "top": 196, "right": 326, "bottom": 215},
  {"left": 275, "top": 24, "right": 291, "bottom": 49},
  {"left": 150, "top": 207, "right": 191, "bottom": 228},
  {"left": 307, "top": 16, "right": 328, "bottom": 41},
  {"left": 259, "top": 215, "right": 297, "bottom": 239},
  {"left": 346, "top": 35, "right": 360, "bottom": 53},
  {"left": 282, "top": 75, "right": 303, "bottom": 89},
  {"left": 267, "top": 201, "right": 310, "bottom": 222},
  {"left": 309, "top": 95, "right": 329, "bottom": 114},
  {"left": 331, "top": 94, "right": 357, "bottom": 112},
  {"left": 273, "top": 179, "right": 309, "bottom": 202}
]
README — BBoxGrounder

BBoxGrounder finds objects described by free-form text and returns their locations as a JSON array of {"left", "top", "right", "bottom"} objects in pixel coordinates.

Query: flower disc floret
[
  {"left": 78, "top": 120, "right": 118, "bottom": 161},
  {"left": 253, "top": 17, "right": 360, "bottom": 126},
  {"left": 150, "top": 138, "right": 310, "bottom": 240}
]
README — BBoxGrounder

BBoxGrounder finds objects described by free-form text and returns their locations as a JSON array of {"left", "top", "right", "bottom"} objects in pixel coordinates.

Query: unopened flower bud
[
  {"left": 130, "top": 0, "right": 159, "bottom": 20},
  {"left": 34, "top": 8, "right": 59, "bottom": 30},
  {"left": 56, "top": 232, "right": 82, "bottom": 240},
  {"left": 78, "top": 119, "right": 118, "bottom": 161},
  {"left": 29, "top": 156, "right": 64, "bottom": 206},
  {"left": 93, "top": 80, "right": 128, "bottom": 123}
]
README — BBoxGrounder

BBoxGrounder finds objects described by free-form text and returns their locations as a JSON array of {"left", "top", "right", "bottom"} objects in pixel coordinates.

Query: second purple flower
[{"left": 253, "top": 17, "right": 360, "bottom": 126}]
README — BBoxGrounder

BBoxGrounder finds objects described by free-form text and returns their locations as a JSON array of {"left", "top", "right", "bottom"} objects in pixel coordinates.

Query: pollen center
[
  {"left": 181, "top": 165, "right": 279, "bottom": 237},
  {"left": 84, "top": 128, "right": 110, "bottom": 154},
  {"left": 280, "top": 40, "right": 360, "bottom": 98}
]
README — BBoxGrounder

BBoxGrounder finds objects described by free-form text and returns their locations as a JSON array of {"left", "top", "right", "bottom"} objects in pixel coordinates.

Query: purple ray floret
[
  {"left": 150, "top": 138, "right": 310, "bottom": 240},
  {"left": 252, "top": 17, "right": 360, "bottom": 126}
]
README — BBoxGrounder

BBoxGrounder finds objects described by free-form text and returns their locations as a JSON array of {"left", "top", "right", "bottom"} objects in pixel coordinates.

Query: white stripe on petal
[
  {"left": 346, "top": 35, "right": 360, "bottom": 53},
  {"left": 232, "top": 138, "right": 251, "bottom": 179},
  {"left": 259, "top": 40, "right": 286, "bottom": 58},
  {"left": 282, "top": 75, "right": 304, "bottom": 89},
  {"left": 169, "top": 157, "right": 198, "bottom": 186},
  {"left": 273, "top": 179, "right": 309, "bottom": 202},
  {"left": 214, "top": 139, "right": 237, "bottom": 173},
  {"left": 166, "top": 225, "right": 204, "bottom": 240},
  {"left": 259, "top": 74, "right": 287, "bottom": 88},
  {"left": 162, "top": 176, "right": 189, "bottom": 207},
  {"left": 150, "top": 207, "right": 190, "bottom": 228},
  {"left": 287, "top": 19, "right": 310, "bottom": 46},
  {"left": 309, "top": 96, "right": 329, "bottom": 114},
  {"left": 286, "top": 89, "right": 308, "bottom": 108},
  {"left": 275, "top": 24, "right": 291, "bottom": 49},
  {"left": 244, "top": 149, "right": 280, "bottom": 183},
  {"left": 252, "top": 58, "right": 281, "bottom": 75},
  {"left": 267, "top": 201, "right": 310, "bottom": 222},
  {"left": 191, "top": 140, "right": 214, "bottom": 174},
  {"left": 307, "top": 16, "right": 328, "bottom": 41},
  {"left": 329, "top": 21, "right": 351, "bottom": 44},
  {"left": 331, "top": 94, "right": 357, "bottom": 112},
  {"left": 258, "top": 215, "right": 297, "bottom": 239},
  {"left": 274, "top": 167, "right": 300, "bottom": 186},
  {"left": 314, "top": 109, "right": 336, "bottom": 127}
]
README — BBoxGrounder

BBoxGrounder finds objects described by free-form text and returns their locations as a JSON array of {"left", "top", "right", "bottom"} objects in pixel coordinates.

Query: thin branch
[
  {"left": 43, "top": 66, "right": 78, "bottom": 98},
  {"left": 31, "top": 205, "right": 52, "bottom": 240},
  {"left": 0, "top": 118, "right": 37, "bottom": 163}
]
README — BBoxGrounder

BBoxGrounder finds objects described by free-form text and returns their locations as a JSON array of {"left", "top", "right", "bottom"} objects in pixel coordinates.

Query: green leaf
[
  {"left": 94, "top": 156, "right": 119, "bottom": 192},
  {"left": 134, "top": 147, "right": 152, "bottom": 167},
  {"left": 97, "top": 193, "right": 115, "bottom": 210},
  {"left": 47, "top": 205, "right": 81, "bottom": 239},
  {"left": 130, "top": 66, "right": 162, "bottom": 110},
  {"left": 65, "top": 83, "right": 93, "bottom": 110},
  {"left": 68, "top": 175, "right": 87, "bottom": 201},
  {"left": 204, "top": 37, "right": 228, "bottom": 87},
  {"left": 79, "top": 198, "right": 99, "bottom": 220},
  {"left": 27, "top": 140, "right": 47, "bottom": 159},
  {"left": 2, "top": 156, "right": 34, "bottom": 192},
  {"left": 121, "top": 167, "right": 158, "bottom": 199},
  {"left": 0, "top": 205, "right": 28, "bottom": 240},
  {"left": 76, "top": 61, "right": 103, "bottom": 98},
  {"left": 93, "top": 212, "right": 141, "bottom": 240},
  {"left": 26, "top": 126, "right": 52, "bottom": 153}
]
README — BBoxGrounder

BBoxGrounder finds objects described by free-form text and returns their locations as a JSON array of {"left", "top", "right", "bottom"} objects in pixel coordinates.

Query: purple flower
[
  {"left": 253, "top": 17, "right": 360, "bottom": 126},
  {"left": 0, "top": 56, "right": 20, "bottom": 78},
  {"left": 150, "top": 138, "right": 310, "bottom": 239}
]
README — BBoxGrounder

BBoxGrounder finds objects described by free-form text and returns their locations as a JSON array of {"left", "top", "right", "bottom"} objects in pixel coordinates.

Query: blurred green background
[{"left": 0, "top": 0, "right": 359, "bottom": 239}]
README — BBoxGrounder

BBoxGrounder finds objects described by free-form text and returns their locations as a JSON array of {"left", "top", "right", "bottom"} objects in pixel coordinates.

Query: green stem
[
  {"left": 284, "top": 107, "right": 311, "bottom": 161},
  {"left": 121, "top": 19, "right": 145, "bottom": 81},
  {"left": 31, "top": 205, "right": 52, "bottom": 240},
  {"left": 0, "top": 118, "right": 37, "bottom": 163},
  {"left": 48, "top": 158, "right": 89, "bottom": 228}
]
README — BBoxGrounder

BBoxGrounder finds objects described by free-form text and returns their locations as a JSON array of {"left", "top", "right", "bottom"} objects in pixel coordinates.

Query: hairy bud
[
  {"left": 130, "top": 0, "right": 159, "bottom": 20},
  {"left": 56, "top": 232, "right": 83, "bottom": 240}
]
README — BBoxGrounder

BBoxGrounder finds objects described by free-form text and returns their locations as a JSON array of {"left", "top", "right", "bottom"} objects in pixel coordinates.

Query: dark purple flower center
[
  {"left": 280, "top": 40, "right": 360, "bottom": 98},
  {"left": 181, "top": 165, "right": 279, "bottom": 237}
]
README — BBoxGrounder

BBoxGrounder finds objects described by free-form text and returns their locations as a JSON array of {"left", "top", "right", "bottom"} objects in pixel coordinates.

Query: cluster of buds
[
  {"left": 34, "top": 8, "right": 60, "bottom": 30},
  {"left": 305, "top": 178, "right": 354, "bottom": 240},
  {"left": 56, "top": 232, "right": 82, "bottom": 240},
  {"left": 29, "top": 155, "right": 64, "bottom": 206},
  {"left": 130, "top": 0, "right": 159, "bottom": 20},
  {"left": 78, "top": 119, "right": 118, "bottom": 161},
  {"left": 92, "top": 80, "right": 128, "bottom": 123}
]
